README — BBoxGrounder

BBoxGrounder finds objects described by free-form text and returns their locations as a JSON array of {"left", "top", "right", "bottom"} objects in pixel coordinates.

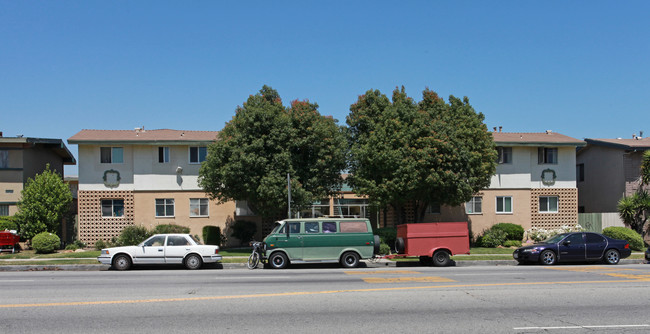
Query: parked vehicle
[
  {"left": 390, "top": 222, "right": 470, "bottom": 266},
  {"left": 645, "top": 248, "right": 650, "bottom": 263},
  {"left": 513, "top": 232, "right": 631, "bottom": 265},
  {"left": 0, "top": 230, "right": 20, "bottom": 254},
  {"left": 261, "top": 218, "right": 379, "bottom": 269},
  {"left": 97, "top": 234, "right": 222, "bottom": 270}
]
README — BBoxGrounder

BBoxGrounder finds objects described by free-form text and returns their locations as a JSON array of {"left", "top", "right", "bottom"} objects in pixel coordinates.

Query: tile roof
[
  {"left": 68, "top": 129, "right": 219, "bottom": 144},
  {"left": 584, "top": 137, "right": 650, "bottom": 149},
  {"left": 492, "top": 132, "right": 584, "bottom": 146}
]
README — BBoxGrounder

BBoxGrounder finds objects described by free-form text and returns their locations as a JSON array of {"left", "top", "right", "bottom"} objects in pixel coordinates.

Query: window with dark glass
[
  {"left": 497, "top": 147, "right": 512, "bottom": 164},
  {"left": 189, "top": 147, "right": 207, "bottom": 164},
  {"left": 155, "top": 199, "right": 174, "bottom": 217},
  {"left": 538, "top": 147, "right": 558, "bottom": 164},
  {"left": 101, "top": 199, "right": 124, "bottom": 217},
  {"left": 158, "top": 147, "right": 170, "bottom": 163}
]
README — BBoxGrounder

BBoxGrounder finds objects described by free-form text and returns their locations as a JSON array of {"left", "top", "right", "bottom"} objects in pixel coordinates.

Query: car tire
[
  {"left": 269, "top": 252, "right": 289, "bottom": 269},
  {"left": 539, "top": 250, "right": 556, "bottom": 265},
  {"left": 373, "top": 235, "right": 381, "bottom": 255},
  {"left": 432, "top": 250, "right": 450, "bottom": 267},
  {"left": 603, "top": 249, "right": 620, "bottom": 265},
  {"left": 184, "top": 254, "right": 203, "bottom": 270},
  {"left": 340, "top": 252, "right": 360, "bottom": 268},
  {"left": 113, "top": 254, "right": 132, "bottom": 271},
  {"left": 395, "top": 237, "right": 405, "bottom": 254}
]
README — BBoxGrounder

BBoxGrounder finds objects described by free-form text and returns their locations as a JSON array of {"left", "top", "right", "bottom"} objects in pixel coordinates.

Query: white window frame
[
  {"left": 496, "top": 196, "right": 513, "bottom": 214},
  {"left": 155, "top": 198, "right": 175, "bottom": 217},
  {"left": 101, "top": 199, "right": 124, "bottom": 217},
  {"left": 158, "top": 147, "right": 170, "bottom": 163},
  {"left": 189, "top": 146, "right": 207, "bottom": 164},
  {"left": 190, "top": 198, "right": 209, "bottom": 217},
  {"left": 539, "top": 196, "right": 559, "bottom": 213},
  {"left": 100, "top": 147, "right": 124, "bottom": 164},
  {"left": 465, "top": 197, "right": 482, "bottom": 214}
]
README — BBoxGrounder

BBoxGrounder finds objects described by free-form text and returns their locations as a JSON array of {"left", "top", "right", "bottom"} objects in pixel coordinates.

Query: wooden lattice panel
[
  {"left": 530, "top": 188, "right": 578, "bottom": 229},
  {"left": 77, "top": 190, "right": 135, "bottom": 246}
]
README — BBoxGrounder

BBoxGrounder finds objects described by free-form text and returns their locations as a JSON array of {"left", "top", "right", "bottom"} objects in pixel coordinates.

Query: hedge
[
  {"left": 203, "top": 225, "right": 222, "bottom": 246},
  {"left": 602, "top": 226, "right": 644, "bottom": 251},
  {"left": 491, "top": 223, "right": 524, "bottom": 241}
]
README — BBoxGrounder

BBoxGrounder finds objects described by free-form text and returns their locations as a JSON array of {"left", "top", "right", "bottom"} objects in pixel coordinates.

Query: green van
[{"left": 262, "top": 218, "right": 379, "bottom": 269}]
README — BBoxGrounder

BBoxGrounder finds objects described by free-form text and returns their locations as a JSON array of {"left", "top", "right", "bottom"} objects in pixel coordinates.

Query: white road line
[
  {"left": 214, "top": 276, "right": 294, "bottom": 280},
  {"left": 514, "top": 324, "right": 650, "bottom": 330}
]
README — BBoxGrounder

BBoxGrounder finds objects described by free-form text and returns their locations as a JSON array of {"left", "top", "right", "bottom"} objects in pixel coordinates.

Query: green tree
[
  {"left": 346, "top": 87, "right": 497, "bottom": 224},
  {"left": 199, "top": 85, "right": 347, "bottom": 219},
  {"left": 15, "top": 164, "right": 73, "bottom": 239},
  {"left": 618, "top": 151, "right": 650, "bottom": 239}
]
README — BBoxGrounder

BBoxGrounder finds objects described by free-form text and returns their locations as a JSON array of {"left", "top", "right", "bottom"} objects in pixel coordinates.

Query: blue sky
[{"left": 2, "top": 1, "right": 649, "bottom": 176}]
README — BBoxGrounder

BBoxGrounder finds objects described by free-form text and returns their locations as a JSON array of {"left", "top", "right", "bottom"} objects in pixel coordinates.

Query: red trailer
[
  {"left": 0, "top": 230, "right": 21, "bottom": 254},
  {"left": 390, "top": 222, "right": 470, "bottom": 266}
]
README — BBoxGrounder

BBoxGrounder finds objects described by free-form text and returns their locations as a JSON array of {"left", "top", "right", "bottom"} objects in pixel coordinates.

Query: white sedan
[{"left": 97, "top": 234, "right": 222, "bottom": 270}]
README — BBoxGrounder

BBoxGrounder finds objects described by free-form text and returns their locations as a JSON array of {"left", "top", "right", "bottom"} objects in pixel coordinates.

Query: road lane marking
[
  {"left": 514, "top": 324, "right": 650, "bottom": 330},
  {"left": 362, "top": 276, "right": 456, "bottom": 283},
  {"left": 2, "top": 278, "right": 647, "bottom": 309},
  {"left": 602, "top": 273, "right": 650, "bottom": 281},
  {"left": 344, "top": 270, "right": 421, "bottom": 275}
]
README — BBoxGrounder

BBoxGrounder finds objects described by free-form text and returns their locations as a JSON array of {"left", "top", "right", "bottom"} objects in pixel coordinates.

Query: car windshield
[
  {"left": 271, "top": 222, "right": 284, "bottom": 234},
  {"left": 542, "top": 233, "right": 569, "bottom": 244}
]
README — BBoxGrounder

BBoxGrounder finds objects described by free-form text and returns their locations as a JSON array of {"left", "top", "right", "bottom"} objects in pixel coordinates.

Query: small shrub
[
  {"left": 503, "top": 240, "right": 522, "bottom": 248},
  {"left": 479, "top": 229, "right": 507, "bottom": 248},
  {"left": 491, "top": 223, "right": 524, "bottom": 241},
  {"left": 65, "top": 244, "right": 78, "bottom": 251},
  {"left": 231, "top": 220, "right": 257, "bottom": 245},
  {"left": 203, "top": 225, "right": 222, "bottom": 246},
  {"left": 379, "top": 242, "right": 391, "bottom": 255},
  {"left": 0, "top": 216, "right": 19, "bottom": 231},
  {"left": 94, "top": 239, "right": 107, "bottom": 250},
  {"left": 115, "top": 226, "right": 151, "bottom": 246},
  {"left": 602, "top": 226, "right": 644, "bottom": 251},
  {"left": 32, "top": 232, "right": 60, "bottom": 254},
  {"left": 152, "top": 224, "right": 190, "bottom": 234},
  {"left": 376, "top": 227, "right": 397, "bottom": 249}
]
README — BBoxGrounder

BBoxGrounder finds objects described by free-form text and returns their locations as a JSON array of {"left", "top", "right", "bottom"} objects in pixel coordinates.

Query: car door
[
  {"left": 585, "top": 233, "right": 607, "bottom": 260},
  {"left": 164, "top": 235, "right": 191, "bottom": 264},
  {"left": 273, "top": 222, "right": 303, "bottom": 260},
  {"left": 557, "top": 233, "right": 585, "bottom": 262},
  {"left": 133, "top": 235, "right": 166, "bottom": 264}
]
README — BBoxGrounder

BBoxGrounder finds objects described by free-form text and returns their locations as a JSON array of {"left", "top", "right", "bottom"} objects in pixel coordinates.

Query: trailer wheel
[
  {"left": 395, "top": 237, "right": 405, "bottom": 254},
  {"left": 432, "top": 250, "right": 450, "bottom": 267},
  {"left": 373, "top": 235, "right": 381, "bottom": 255}
]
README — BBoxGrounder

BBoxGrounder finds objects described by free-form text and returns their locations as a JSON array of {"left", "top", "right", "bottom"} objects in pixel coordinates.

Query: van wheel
[
  {"left": 269, "top": 252, "right": 289, "bottom": 269},
  {"left": 432, "top": 250, "right": 450, "bottom": 267},
  {"left": 341, "top": 252, "right": 360, "bottom": 268},
  {"left": 395, "top": 238, "right": 405, "bottom": 254}
]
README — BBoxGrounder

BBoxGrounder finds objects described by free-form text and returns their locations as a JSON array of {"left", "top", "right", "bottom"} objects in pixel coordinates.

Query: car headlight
[{"left": 101, "top": 250, "right": 109, "bottom": 255}]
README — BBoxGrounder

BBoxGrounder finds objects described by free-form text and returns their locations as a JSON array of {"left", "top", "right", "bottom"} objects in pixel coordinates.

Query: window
[
  {"left": 497, "top": 147, "right": 512, "bottom": 164},
  {"left": 158, "top": 147, "right": 170, "bottom": 163},
  {"left": 0, "top": 150, "right": 8, "bottom": 168},
  {"left": 167, "top": 235, "right": 190, "bottom": 246},
  {"left": 155, "top": 199, "right": 175, "bottom": 217},
  {"left": 465, "top": 197, "right": 482, "bottom": 214},
  {"left": 289, "top": 222, "right": 300, "bottom": 234},
  {"left": 101, "top": 199, "right": 124, "bottom": 217},
  {"left": 539, "top": 196, "right": 558, "bottom": 213},
  {"left": 0, "top": 205, "right": 8, "bottom": 216},
  {"left": 235, "top": 200, "right": 255, "bottom": 216},
  {"left": 538, "top": 147, "right": 558, "bottom": 164},
  {"left": 427, "top": 202, "right": 441, "bottom": 214},
  {"left": 586, "top": 233, "right": 605, "bottom": 244},
  {"left": 304, "top": 199, "right": 330, "bottom": 218},
  {"left": 333, "top": 198, "right": 369, "bottom": 218},
  {"left": 143, "top": 235, "right": 165, "bottom": 247},
  {"left": 563, "top": 233, "right": 583, "bottom": 245},
  {"left": 305, "top": 222, "right": 319, "bottom": 233},
  {"left": 189, "top": 146, "right": 207, "bottom": 164},
  {"left": 340, "top": 221, "right": 368, "bottom": 233},
  {"left": 576, "top": 163, "right": 584, "bottom": 182},
  {"left": 190, "top": 198, "right": 209, "bottom": 217},
  {"left": 100, "top": 147, "right": 124, "bottom": 164},
  {"left": 496, "top": 196, "right": 513, "bottom": 214},
  {"left": 322, "top": 222, "right": 337, "bottom": 233}
]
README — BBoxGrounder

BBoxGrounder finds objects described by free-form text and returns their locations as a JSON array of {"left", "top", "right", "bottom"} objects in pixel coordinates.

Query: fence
[{"left": 578, "top": 212, "right": 625, "bottom": 232}]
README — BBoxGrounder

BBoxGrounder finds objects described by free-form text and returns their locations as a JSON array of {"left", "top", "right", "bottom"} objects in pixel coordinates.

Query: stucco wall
[{"left": 577, "top": 146, "right": 625, "bottom": 212}]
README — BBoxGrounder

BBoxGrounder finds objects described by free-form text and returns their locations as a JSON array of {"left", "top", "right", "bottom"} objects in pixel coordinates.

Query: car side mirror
[{"left": 563, "top": 240, "right": 571, "bottom": 246}]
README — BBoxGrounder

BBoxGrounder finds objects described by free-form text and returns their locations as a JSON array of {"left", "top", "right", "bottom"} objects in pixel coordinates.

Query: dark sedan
[{"left": 513, "top": 232, "right": 631, "bottom": 265}]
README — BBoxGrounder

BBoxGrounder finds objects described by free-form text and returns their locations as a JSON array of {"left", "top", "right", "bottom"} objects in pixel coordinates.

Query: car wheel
[
  {"left": 432, "top": 250, "right": 451, "bottom": 267},
  {"left": 395, "top": 237, "right": 405, "bottom": 254},
  {"left": 184, "top": 254, "right": 203, "bottom": 270},
  {"left": 603, "top": 249, "right": 620, "bottom": 265},
  {"left": 539, "top": 250, "right": 556, "bottom": 265},
  {"left": 340, "top": 252, "right": 360, "bottom": 268},
  {"left": 113, "top": 254, "right": 132, "bottom": 271},
  {"left": 269, "top": 252, "right": 289, "bottom": 269}
]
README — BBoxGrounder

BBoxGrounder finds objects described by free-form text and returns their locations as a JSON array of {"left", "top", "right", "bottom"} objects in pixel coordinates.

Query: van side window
[
  {"left": 322, "top": 222, "right": 337, "bottom": 233},
  {"left": 340, "top": 221, "right": 368, "bottom": 233},
  {"left": 289, "top": 222, "right": 301, "bottom": 234},
  {"left": 305, "top": 222, "right": 319, "bottom": 233}
]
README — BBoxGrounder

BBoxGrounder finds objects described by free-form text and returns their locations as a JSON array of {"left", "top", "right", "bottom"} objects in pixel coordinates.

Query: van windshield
[{"left": 271, "top": 222, "right": 285, "bottom": 234}]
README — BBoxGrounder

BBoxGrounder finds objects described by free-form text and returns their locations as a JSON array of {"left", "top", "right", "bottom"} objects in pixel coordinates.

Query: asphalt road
[{"left": 1, "top": 264, "right": 649, "bottom": 333}]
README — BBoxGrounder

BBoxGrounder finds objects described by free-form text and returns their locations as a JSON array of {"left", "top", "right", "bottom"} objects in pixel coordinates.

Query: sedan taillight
[
  {"left": 625, "top": 243, "right": 630, "bottom": 249},
  {"left": 215, "top": 248, "right": 219, "bottom": 254}
]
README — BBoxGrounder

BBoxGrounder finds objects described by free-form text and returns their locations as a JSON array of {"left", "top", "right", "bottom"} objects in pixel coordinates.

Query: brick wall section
[
  {"left": 530, "top": 188, "right": 578, "bottom": 229},
  {"left": 78, "top": 190, "right": 135, "bottom": 246}
]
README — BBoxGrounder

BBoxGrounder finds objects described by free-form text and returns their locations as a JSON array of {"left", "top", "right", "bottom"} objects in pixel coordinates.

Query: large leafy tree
[
  {"left": 16, "top": 164, "right": 73, "bottom": 239},
  {"left": 618, "top": 150, "right": 650, "bottom": 240},
  {"left": 346, "top": 87, "right": 497, "bottom": 225},
  {"left": 199, "top": 85, "right": 347, "bottom": 219}
]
